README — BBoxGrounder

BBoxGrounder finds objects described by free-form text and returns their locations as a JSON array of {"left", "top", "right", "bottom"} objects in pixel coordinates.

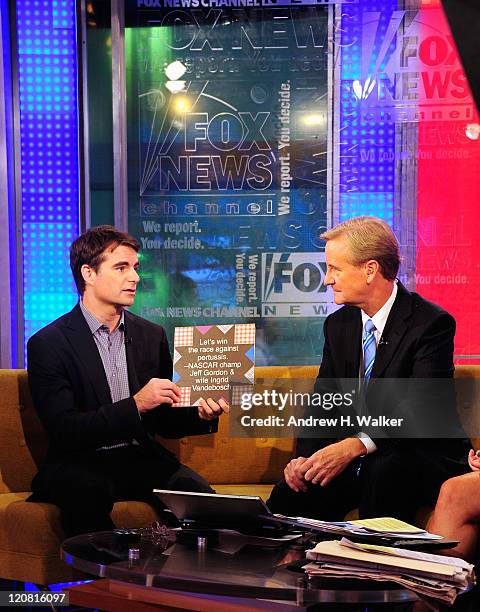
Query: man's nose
[
  {"left": 324, "top": 270, "right": 334, "bottom": 285},
  {"left": 131, "top": 269, "right": 140, "bottom": 283}
]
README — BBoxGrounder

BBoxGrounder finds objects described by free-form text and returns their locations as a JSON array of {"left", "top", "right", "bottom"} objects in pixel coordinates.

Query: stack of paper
[
  {"left": 304, "top": 538, "right": 474, "bottom": 604},
  {"left": 289, "top": 516, "right": 442, "bottom": 540}
]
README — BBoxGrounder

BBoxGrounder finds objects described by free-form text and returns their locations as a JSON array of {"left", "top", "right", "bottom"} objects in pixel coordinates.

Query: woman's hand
[{"left": 468, "top": 449, "right": 480, "bottom": 472}]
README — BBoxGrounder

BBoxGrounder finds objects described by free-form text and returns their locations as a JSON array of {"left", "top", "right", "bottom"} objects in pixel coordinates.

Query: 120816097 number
[{"left": 0, "top": 591, "right": 68, "bottom": 606}]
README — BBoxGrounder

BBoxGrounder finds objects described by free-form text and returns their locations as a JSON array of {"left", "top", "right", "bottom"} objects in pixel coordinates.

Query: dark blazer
[
  {"left": 27, "top": 304, "right": 215, "bottom": 475},
  {"left": 297, "top": 282, "right": 469, "bottom": 459},
  {"left": 319, "top": 282, "right": 455, "bottom": 381}
]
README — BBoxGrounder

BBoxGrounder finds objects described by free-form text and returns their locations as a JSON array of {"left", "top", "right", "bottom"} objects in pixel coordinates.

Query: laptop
[{"left": 153, "top": 489, "right": 290, "bottom": 536}]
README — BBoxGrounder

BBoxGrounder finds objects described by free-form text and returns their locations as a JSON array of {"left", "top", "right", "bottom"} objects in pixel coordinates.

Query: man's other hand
[
  {"left": 284, "top": 456, "right": 309, "bottom": 493},
  {"left": 198, "top": 397, "right": 229, "bottom": 421},
  {"left": 298, "top": 438, "right": 365, "bottom": 487},
  {"left": 134, "top": 379, "right": 181, "bottom": 413}
]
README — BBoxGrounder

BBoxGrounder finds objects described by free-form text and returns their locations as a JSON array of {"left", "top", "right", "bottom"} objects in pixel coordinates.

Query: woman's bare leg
[{"left": 427, "top": 472, "right": 480, "bottom": 560}]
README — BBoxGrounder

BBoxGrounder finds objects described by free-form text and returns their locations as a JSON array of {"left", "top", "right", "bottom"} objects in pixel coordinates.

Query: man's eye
[{"left": 117, "top": 266, "right": 125, "bottom": 272}]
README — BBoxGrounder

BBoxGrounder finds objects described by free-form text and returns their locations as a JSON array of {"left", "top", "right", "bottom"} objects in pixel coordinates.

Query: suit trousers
[
  {"left": 30, "top": 444, "right": 213, "bottom": 536},
  {"left": 267, "top": 444, "right": 467, "bottom": 523}
]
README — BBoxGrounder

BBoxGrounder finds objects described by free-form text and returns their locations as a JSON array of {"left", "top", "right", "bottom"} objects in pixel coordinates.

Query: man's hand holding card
[{"left": 197, "top": 397, "right": 230, "bottom": 420}]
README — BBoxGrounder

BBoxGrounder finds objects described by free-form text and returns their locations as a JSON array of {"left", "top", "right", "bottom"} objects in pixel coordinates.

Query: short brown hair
[
  {"left": 320, "top": 216, "right": 400, "bottom": 281},
  {"left": 70, "top": 225, "right": 140, "bottom": 294}
]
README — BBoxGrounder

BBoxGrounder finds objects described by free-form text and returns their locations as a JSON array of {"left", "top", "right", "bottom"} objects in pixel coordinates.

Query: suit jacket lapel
[
  {"left": 371, "top": 282, "right": 412, "bottom": 379},
  {"left": 63, "top": 304, "right": 112, "bottom": 405},
  {"left": 344, "top": 308, "right": 362, "bottom": 378},
  {"left": 124, "top": 311, "right": 141, "bottom": 396}
]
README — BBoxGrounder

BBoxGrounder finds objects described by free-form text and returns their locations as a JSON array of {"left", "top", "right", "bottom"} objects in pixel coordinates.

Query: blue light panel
[
  {"left": 16, "top": 1, "right": 79, "bottom": 359},
  {"left": 339, "top": 0, "right": 397, "bottom": 225}
]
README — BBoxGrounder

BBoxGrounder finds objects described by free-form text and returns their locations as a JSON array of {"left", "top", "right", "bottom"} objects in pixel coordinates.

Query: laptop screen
[{"left": 153, "top": 490, "right": 272, "bottom": 525}]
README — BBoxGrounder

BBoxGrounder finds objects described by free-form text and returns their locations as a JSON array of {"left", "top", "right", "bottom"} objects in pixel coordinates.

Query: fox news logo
[{"left": 262, "top": 253, "right": 328, "bottom": 304}]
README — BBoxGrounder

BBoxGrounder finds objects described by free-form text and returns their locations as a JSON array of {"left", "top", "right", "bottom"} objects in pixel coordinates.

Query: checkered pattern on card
[
  {"left": 174, "top": 326, "right": 194, "bottom": 347},
  {"left": 230, "top": 384, "right": 253, "bottom": 407},
  {"left": 234, "top": 323, "right": 255, "bottom": 345},
  {"left": 173, "top": 387, "right": 191, "bottom": 407}
]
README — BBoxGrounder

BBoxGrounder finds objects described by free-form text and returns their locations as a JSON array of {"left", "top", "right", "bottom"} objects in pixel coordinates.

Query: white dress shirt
[{"left": 357, "top": 281, "right": 398, "bottom": 454}]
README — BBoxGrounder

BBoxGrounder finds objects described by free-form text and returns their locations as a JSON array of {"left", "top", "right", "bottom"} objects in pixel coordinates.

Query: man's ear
[
  {"left": 81, "top": 264, "right": 96, "bottom": 288},
  {"left": 365, "top": 260, "right": 380, "bottom": 283}
]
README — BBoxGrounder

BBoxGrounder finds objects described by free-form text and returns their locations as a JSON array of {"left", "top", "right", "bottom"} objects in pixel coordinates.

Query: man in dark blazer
[
  {"left": 28, "top": 225, "right": 228, "bottom": 536},
  {"left": 267, "top": 216, "right": 469, "bottom": 522}
]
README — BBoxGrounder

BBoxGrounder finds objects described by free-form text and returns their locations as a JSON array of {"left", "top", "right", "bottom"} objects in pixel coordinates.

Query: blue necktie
[
  {"left": 363, "top": 319, "right": 376, "bottom": 382},
  {"left": 357, "top": 319, "right": 377, "bottom": 478}
]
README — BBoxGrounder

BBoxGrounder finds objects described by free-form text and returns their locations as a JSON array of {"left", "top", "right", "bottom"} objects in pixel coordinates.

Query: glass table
[{"left": 61, "top": 527, "right": 419, "bottom": 610}]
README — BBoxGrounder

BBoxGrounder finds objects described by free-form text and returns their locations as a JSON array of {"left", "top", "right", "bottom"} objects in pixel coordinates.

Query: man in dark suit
[
  {"left": 267, "top": 216, "right": 469, "bottom": 522},
  {"left": 28, "top": 226, "right": 228, "bottom": 536}
]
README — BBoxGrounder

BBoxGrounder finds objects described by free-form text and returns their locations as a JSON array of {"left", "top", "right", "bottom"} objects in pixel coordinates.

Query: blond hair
[{"left": 320, "top": 216, "right": 400, "bottom": 281}]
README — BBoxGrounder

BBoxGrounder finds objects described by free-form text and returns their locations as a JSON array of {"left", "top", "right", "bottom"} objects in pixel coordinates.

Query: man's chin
[{"left": 119, "top": 294, "right": 136, "bottom": 306}]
